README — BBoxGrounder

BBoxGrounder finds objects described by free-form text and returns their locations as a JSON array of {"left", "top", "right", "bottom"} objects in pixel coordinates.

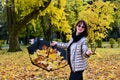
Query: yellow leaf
[
  {"left": 96, "top": 52, "right": 102, "bottom": 58},
  {"left": 49, "top": 54, "right": 56, "bottom": 60}
]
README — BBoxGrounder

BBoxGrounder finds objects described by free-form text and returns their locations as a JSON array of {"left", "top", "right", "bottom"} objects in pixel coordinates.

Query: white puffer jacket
[{"left": 56, "top": 37, "right": 89, "bottom": 72}]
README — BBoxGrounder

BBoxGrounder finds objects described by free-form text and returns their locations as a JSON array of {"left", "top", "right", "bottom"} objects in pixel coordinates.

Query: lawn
[{"left": 0, "top": 47, "right": 120, "bottom": 80}]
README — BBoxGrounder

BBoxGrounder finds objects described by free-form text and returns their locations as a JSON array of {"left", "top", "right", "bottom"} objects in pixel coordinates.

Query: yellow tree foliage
[
  {"left": 15, "top": 0, "right": 71, "bottom": 40},
  {"left": 14, "top": 0, "right": 48, "bottom": 21},
  {"left": 113, "top": 0, "right": 120, "bottom": 28},
  {"left": 43, "top": 0, "right": 72, "bottom": 40},
  {"left": 78, "top": 0, "right": 115, "bottom": 42},
  {"left": 65, "top": 0, "right": 87, "bottom": 31}
]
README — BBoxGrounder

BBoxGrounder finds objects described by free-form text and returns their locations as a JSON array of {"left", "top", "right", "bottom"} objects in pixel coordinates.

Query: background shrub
[
  {"left": 117, "top": 38, "right": 120, "bottom": 48},
  {"left": 96, "top": 40, "right": 102, "bottom": 48},
  {"left": 109, "top": 38, "right": 115, "bottom": 48}
]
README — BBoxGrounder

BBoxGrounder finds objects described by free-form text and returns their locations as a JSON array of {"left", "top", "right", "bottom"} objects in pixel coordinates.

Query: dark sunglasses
[{"left": 77, "top": 25, "right": 85, "bottom": 28}]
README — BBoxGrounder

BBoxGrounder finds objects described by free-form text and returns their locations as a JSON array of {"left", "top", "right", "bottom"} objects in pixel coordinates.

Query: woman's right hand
[
  {"left": 86, "top": 50, "right": 93, "bottom": 56},
  {"left": 50, "top": 41, "right": 58, "bottom": 46}
]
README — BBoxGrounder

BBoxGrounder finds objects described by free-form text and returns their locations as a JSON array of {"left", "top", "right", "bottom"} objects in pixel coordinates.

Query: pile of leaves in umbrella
[{"left": 31, "top": 45, "right": 68, "bottom": 71}]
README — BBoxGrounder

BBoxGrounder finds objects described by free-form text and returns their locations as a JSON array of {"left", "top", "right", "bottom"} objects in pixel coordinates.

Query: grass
[{"left": 0, "top": 47, "right": 120, "bottom": 80}]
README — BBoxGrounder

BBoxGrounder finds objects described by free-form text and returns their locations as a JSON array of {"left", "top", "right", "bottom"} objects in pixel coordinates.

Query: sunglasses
[{"left": 77, "top": 25, "right": 85, "bottom": 28}]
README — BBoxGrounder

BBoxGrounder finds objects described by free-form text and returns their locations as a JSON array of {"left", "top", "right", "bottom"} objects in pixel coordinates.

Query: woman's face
[{"left": 76, "top": 23, "right": 85, "bottom": 35}]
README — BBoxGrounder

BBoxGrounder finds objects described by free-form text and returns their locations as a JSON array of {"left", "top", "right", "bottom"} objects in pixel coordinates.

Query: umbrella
[{"left": 27, "top": 38, "right": 68, "bottom": 71}]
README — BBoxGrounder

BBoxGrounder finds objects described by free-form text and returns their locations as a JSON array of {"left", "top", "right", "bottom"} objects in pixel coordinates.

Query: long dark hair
[{"left": 75, "top": 20, "right": 88, "bottom": 37}]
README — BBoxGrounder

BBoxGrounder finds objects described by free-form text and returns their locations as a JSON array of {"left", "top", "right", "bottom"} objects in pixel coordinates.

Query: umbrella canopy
[{"left": 27, "top": 38, "right": 67, "bottom": 59}]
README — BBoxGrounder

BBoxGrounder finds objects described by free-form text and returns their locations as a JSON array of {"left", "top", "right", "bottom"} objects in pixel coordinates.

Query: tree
[
  {"left": 112, "top": 0, "right": 120, "bottom": 37},
  {"left": 19, "top": 0, "right": 72, "bottom": 42},
  {"left": 3, "top": 0, "right": 71, "bottom": 52},
  {"left": 5, "top": 0, "right": 51, "bottom": 52},
  {"left": 44, "top": 0, "right": 71, "bottom": 41},
  {"left": 103, "top": 0, "right": 120, "bottom": 40},
  {"left": 78, "top": 0, "right": 115, "bottom": 43}
]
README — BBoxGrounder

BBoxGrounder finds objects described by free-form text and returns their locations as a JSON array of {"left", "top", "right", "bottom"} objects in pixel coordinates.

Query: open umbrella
[{"left": 27, "top": 38, "right": 68, "bottom": 72}]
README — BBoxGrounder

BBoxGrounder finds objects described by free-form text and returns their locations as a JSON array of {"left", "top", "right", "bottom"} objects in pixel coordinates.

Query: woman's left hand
[{"left": 86, "top": 50, "right": 93, "bottom": 56}]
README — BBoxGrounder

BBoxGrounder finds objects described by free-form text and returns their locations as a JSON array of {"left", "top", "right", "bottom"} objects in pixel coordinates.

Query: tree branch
[{"left": 16, "top": 0, "right": 51, "bottom": 34}]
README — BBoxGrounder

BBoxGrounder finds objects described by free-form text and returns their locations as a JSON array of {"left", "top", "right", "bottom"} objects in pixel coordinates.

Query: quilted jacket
[{"left": 56, "top": 37, "right": 89, "bottom": 72}]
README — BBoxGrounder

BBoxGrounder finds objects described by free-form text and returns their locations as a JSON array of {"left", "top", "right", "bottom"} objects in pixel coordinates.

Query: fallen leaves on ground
[{"left": 0, "top": 48, "right": 120, "bottom": 80}]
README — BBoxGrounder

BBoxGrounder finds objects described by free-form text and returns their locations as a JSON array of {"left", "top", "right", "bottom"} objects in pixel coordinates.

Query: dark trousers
[
  {"left": 68, "top": 55, "right": 84, "bottom": 80},
  {"left": 69, "top": 70, "right": 84, "bottom": 80}
]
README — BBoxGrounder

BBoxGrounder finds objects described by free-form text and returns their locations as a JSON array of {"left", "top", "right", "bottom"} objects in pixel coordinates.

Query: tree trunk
[
  {"left": 7, "top": 0, "right": 22, "bottom": 52},
  {"left": 8, "top": 32, "right": 22, "bottom": 52}
]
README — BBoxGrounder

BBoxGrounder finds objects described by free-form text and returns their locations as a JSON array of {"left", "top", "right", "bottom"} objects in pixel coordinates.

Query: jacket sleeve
[
  {"left": 56, "top": 42, "right": 68, "bottom": 49},
  {"left": 81, "top": 38, "right": 89, "bottom": 58},
  {"left": 56, "top": 39, "right": 72, "bottom": 49}
]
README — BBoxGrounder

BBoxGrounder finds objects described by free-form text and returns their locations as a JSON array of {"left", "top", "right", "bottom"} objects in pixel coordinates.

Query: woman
[{"left": 50, "top": 20, "right": 92, "bottom": 80}]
